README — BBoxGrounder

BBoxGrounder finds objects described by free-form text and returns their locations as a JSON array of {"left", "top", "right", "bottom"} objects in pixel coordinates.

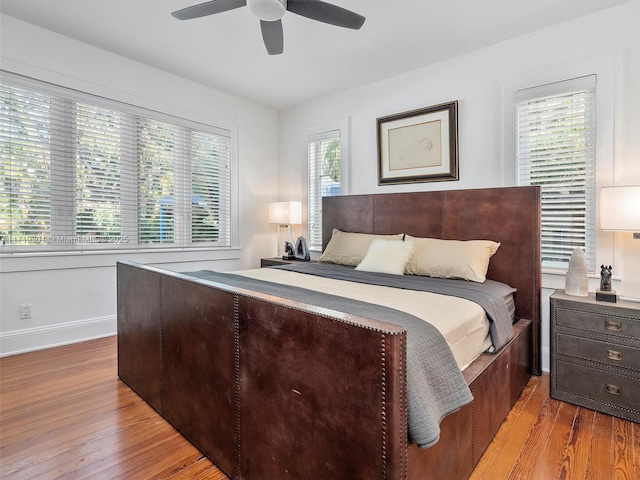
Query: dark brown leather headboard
[{"left": 322, "top": 186, "right": 541, "bottom": 372}]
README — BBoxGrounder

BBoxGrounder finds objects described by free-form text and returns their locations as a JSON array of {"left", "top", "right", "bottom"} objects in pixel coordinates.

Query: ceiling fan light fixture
[
  {"left": 172, "top": 0, "right": 365, "bottom": 55},
  {"left": 247, "top": 0, "right": 286, "bottom": 21}
]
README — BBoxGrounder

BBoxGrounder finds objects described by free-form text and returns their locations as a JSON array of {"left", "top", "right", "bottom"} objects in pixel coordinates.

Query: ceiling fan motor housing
[{"left": 247, "top": 0, "right": 286, "bottom": 21}]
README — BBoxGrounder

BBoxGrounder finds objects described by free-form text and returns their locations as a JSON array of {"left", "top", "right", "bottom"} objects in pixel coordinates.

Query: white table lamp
[
  {"left": 600, "top": 185, "right": 640, "bottom": 234},
  {"left": 268, "top": 201, "right": 302, "bottom": 258},
  {"left": 598, "top": 185, "right": 640, "bottom": 302}
]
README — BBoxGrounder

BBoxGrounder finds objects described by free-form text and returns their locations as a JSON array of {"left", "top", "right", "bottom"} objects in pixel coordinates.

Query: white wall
[
  {"left": 0, "top": 15, "right": 280, "bottom": 355},
  {"left": 278, "top": 1, "right": 640, "bottom": 372},
  {"left": 3, "top": 3, "right": 640, "bottom": 360}
]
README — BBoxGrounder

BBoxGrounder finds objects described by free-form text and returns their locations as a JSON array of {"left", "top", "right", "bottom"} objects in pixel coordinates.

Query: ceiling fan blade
[
  {"left": 286, "top": 0, "right": 365, "bottom": 30},
  {"left": 171, "top": 0, "right": 247, "bottom": 20},
  {"left": 261, "top": 20, "right": 284, "bottom": 55}
]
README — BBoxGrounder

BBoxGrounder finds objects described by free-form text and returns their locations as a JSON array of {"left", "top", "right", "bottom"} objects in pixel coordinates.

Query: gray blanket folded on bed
[
  {"left": 185, "top": 266, "right": 484, "bottom": 448},
  {"left": 277, "top": 262, "right": 516, "bottom": 350}
]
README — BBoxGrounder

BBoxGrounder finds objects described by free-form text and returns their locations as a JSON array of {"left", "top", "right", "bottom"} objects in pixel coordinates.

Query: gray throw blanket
[
  {"left": 185, "top": 266, "right": 483, "bottom": 448},
  {"left": 276, "top": 262, "right": 516, "bottom": 350}
]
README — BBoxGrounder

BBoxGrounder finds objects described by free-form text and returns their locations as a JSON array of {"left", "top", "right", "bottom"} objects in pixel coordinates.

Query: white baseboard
[
  {"left": 541, "top": 346, "right": 550, "bottom": 373},
  {"left": 0, "top": 315, "right": 116, "bottom": 357}
]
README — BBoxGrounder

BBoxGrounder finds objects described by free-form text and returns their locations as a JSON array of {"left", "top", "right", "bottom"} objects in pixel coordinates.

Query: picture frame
[{"left": 377, "top": 101, "right": 458, "bottom": 185}]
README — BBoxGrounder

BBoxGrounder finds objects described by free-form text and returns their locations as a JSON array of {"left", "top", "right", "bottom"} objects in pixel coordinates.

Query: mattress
[{"left": 235, "top": 268, "right": 492, "bottom": 370}]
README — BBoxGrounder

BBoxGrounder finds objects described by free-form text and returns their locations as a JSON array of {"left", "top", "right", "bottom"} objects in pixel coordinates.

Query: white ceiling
[{"left": 0, "top": 0, "right": 631, "bottom": 111}]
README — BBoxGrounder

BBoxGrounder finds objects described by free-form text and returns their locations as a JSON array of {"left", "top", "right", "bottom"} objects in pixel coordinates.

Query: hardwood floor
[
  {"left": 469, "top": 368, "right": 639, "bottom": 480},
  {"left": 0, "top": 337, "right": 224, "bottom": 480},
  {"left": 1, "top": 337, "right": 637, "bottom": 479}
]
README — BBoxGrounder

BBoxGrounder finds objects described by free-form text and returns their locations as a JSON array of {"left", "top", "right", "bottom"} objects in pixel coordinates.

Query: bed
[{"left": 117, "top": 185, "right": 541, "bottom": 480}]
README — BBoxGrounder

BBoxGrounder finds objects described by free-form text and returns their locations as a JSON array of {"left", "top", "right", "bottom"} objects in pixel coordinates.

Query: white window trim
[
  {"left": 303, "top": 117, "right": 350, "bottom": 251},
  {"left": 1, "top": 70, "right": 240, "bottom": 257},
  {"left": 517, "top": 75, "right": 597, "bottom": 271},
  {"left": 502, "top": 54, "right": 618, "bottom": 282}
]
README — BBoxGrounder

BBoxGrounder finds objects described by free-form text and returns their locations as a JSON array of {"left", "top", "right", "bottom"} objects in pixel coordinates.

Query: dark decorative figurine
[
  {"left": 600, "top": 265, "right": 612, "bottom": 291},
  {"left": 596, "top": 264, "right": 617, "bottom": 303},
  {"left": 283, "top": 241, "right": 295, "bottom": 260}
]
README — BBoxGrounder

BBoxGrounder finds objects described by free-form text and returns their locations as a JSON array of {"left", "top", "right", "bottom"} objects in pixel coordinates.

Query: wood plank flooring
[{"left": 1, "top": 336, "right": 638, "bottom": 479}]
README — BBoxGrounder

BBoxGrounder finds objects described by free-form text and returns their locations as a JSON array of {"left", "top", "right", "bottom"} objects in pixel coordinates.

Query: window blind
[
  {"left": 308, "top": 130, "right": 341, "bottom": 249},
  {"left": 0, "top": 72, "right": 232, "bottom": 252},
  {"left": 516, "top": 75, "right": 596, "bottom": 270}
]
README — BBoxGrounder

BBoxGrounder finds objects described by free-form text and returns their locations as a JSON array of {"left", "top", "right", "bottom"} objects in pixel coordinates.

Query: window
[
  {"left": 0, "top": 73, "right": 232, "bottom": 252},
  {"left": 308, "top": 129, "right": 341, "bottom": 250},
  {"left": 516, "top": 75, "right": 596, "bottom": 270}
]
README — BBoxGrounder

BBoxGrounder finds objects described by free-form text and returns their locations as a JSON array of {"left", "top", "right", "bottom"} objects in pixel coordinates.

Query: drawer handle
[
  {"left": 606, "top": 349, "right": 623, "bottom": 361},
  {"left": 605, "top": 320, "right": 622, "bottom": 331},
  {"left": 605, "top": 384, "right": 621, "bottom": 395}
]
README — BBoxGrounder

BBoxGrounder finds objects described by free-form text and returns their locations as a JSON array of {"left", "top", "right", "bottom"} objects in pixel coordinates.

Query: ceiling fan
[{"left": 171, "top": 0, "right": 366, "bottom": 55}]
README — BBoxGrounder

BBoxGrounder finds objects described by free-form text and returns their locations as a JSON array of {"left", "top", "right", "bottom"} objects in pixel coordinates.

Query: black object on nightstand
[
  {"left": 550, "top": 290, "right": 640, "bottom": 423},
  {"left": 596, "top": 264, "right": 617, "bottom": 303}
]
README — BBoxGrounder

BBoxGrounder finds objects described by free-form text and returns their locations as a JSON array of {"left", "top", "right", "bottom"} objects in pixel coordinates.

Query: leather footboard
[{"left": 117, "top": 260, "right": 409, "bottom": 480}]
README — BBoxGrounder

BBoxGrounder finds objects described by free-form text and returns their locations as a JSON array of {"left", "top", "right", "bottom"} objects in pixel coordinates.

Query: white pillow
[
  {"left": 319, "top": 229, "right": 404, "bottom": 267},
  {"left": 405, "top": 236, "right": 500, "bottom": 283},
  {"left": 355, "top": 239, "right": 415, "bottom": 275}
]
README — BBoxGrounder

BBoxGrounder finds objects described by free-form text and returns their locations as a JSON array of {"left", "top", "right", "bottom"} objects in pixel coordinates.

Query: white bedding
[{"left": 235, "top": 268, "right": 492, "bottom": 370}]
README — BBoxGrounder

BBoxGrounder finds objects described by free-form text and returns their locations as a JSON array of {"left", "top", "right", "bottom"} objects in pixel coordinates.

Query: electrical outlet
[
  {"left": 20, "top": 304, "right": 32, "bottom": 320},
  {"left": 634, "top": 232, "right": 640, "bottom": 240}
]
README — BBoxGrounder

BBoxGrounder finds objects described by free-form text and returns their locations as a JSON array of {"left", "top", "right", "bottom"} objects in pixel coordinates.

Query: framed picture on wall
[{"left": 377, "top": 101, "right": 458, "bottom": 185}]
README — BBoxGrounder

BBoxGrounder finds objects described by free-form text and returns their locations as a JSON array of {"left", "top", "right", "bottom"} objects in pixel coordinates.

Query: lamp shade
[
  {"left": 600, "top": 186, "right": 640, "bottom": 231},
  {"left": 268, "top": 201, "right": 302, "bottom": 225}
]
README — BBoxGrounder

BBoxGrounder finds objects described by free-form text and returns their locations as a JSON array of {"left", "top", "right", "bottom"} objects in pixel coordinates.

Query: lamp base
[
  {"left": 282, "top": 255, "right": 296, "bottom": 261},
  {"left": 596, "top": 290, "right": 617, "bottom": 303}
]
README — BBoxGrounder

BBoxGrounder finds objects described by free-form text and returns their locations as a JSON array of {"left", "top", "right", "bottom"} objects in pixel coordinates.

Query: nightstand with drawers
[
  {"left": 550, "top": 290, "right": 640, "bottom": 423},
  {"left": 260, "top": 257, "right": 295, "bottom": 267},
  {"left": 260, "top": 258, "right": 315, "bottom": 268}
]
